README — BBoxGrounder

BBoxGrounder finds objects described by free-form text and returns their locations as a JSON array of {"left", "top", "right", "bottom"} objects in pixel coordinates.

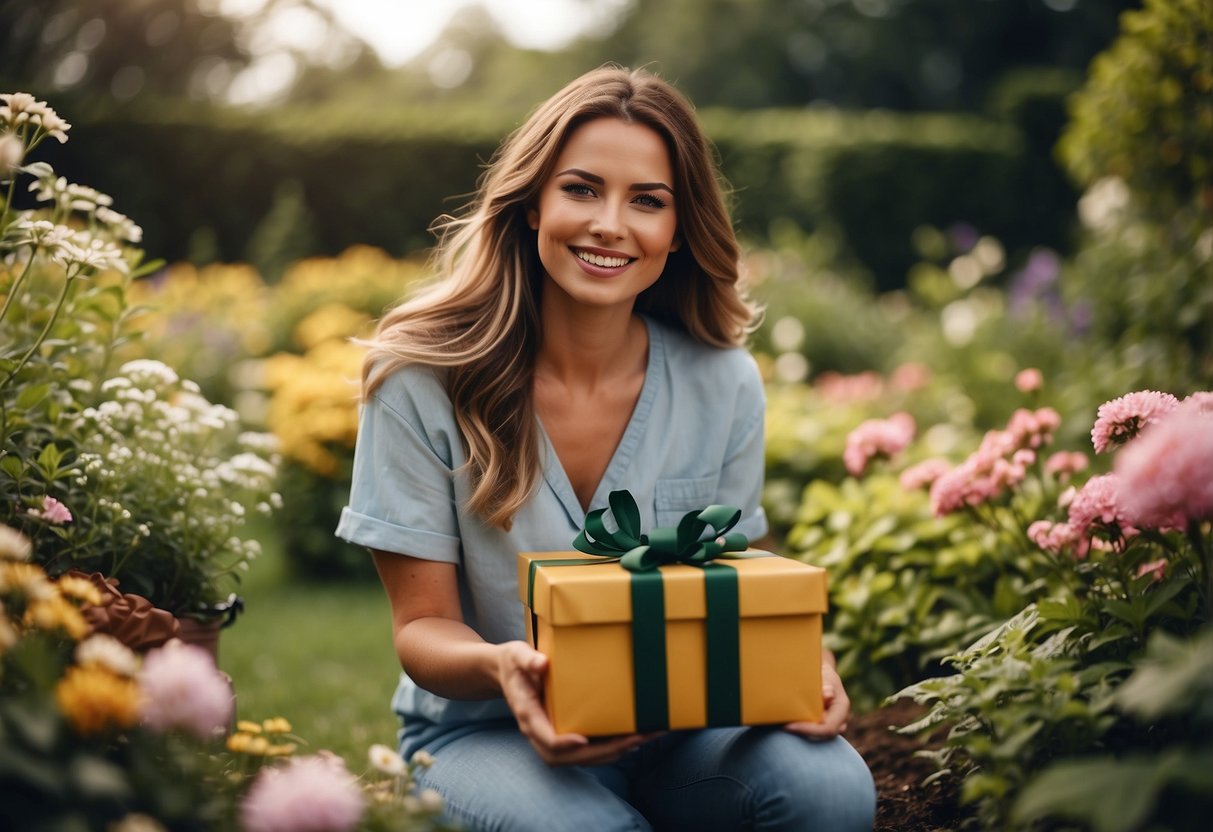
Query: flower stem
[
  {"left": 1, "top": 268, "right": 77, "bottom": 389},
  {"left": 0, "top": 250, "right": 36, "bottom": 323},
  {"left": 1187, "top": 520, "right": 1210, "bottom": 623}
]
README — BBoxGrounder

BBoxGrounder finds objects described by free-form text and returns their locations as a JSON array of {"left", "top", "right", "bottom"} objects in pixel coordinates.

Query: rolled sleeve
[{"left": 335, "top": 368, "right": 462, "bottom": 563}]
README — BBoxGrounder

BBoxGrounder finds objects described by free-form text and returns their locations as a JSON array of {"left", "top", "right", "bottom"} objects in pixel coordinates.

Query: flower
[
  {"left": 241, "top": 755, "right": 366, "bottom": 832},
  {"left": 369, "top": 743, "right": 407, "bottom": 776},
  {"left": 0, "top": 131, "right": 22, "bottom": 179},
  {"left": 1066, "top": 474, "right": 1139, "bottom": 554},
  {"left": 1090, "top": 390, "right": 1180, "bottom": 453},
  {"left": 56, "top": 573, "right": 103, "bottom": 606},
  {"left": 1114, "top": 401, "right": 1213, "bottom": 527},
  {"left": 0, "top": 524, "right": 32, "bottom": 561},
  {"left": 1014, "top": 368, "right": 1043, "bottom": 393},
  {"left": 107, "top": 814, "right": 168, "bottom": 832},
  {"left": 138, "top": 641, "right": 233, "bottom": 739},
  {"left": 76, "top": 633, "right": 140, "bottom": 677},
  {"left": 930, "top": 408, "right": 1058, "bottom": 515},
  {"left": 27, "top": 495, "right": 72, "bottom": 524},
  {"left": 25, "top": 595, "right": 89, "bottom": 638},
  {"left": 410, "top": 750, "right": 435, "bottom": 769},
  {"left": 55, "top": 664, "right": 141, "bottom": 736},
  {"left": 899, "top": 458, "right": 952, "bottom": 491},
  {"left": 1135, "top": 559, "right": 1168, "bottom": 582},
  {"left": 1044, "top": 451, "right": 1089, "bottom": 479},
  {"left": 843, "top": 412, "right": 916, "bottom": 476},
  {"left": 262, "top": 716, "right": 293, "bottom": 733}
]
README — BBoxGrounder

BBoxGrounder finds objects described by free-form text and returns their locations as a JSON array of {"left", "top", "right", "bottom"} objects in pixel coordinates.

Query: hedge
[{"left": 31, "top": 94, "right": 1076, "bottom": 290}]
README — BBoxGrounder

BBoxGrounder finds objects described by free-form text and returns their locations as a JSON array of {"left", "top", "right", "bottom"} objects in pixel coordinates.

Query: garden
[{"left": 3, "top": 0, "right": 1212, "bottom": 829}]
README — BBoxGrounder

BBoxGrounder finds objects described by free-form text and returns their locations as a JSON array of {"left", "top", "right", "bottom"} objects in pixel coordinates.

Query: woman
[{"left": 337, "top": 65, "right": 875, "bottom": 831}]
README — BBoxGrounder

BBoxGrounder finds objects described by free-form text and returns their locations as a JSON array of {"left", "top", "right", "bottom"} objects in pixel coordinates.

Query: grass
[{"left": 217, "top": 527, "right": 403, "bottom": 772}]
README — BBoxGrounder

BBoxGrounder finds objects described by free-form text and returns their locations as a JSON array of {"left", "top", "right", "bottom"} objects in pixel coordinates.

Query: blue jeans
[{"left": 411, "top": 724, "right": 876, "bottom": 832}]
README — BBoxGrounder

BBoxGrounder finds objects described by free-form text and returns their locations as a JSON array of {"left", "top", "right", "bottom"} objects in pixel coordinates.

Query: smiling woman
[{"left": 334, "top": 66, "right": 877, "bottom": 831}]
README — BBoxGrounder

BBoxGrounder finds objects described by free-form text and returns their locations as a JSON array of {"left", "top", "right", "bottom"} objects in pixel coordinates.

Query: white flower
[
  {"left": 76, "top": 634, "right": 140, "bottom": 677},
  {"left": 0, "top": 93, "right": 70, "bottom": 142},
  {"left": 0, "top": 525, "right": 32, "bottom": 561},
  {"left": 410, "top": 750, "right": 435, "bottom": 769},
  {"left": 50, "top": 236, "right": 128, "bottom": 274},
  {"left": 118, "top": 359, "right": 179, "bottom": 389},
  {"left": 9, "top": 219, "right": 72, "bottom": 249},
  {"left": 0, "top": 131, "right": 22, "bottom": 180},
  {"left": 368, "top": 744, "right": 407, "bottom": 776},
  {"left": 418, "top": 789, "right": 444, "bottom": 812},
  {"left": 107, "top": 813, "right": 168, "bottom": 832},
  {"left": 95, "top": 206, "right": 143, "bottom": 243}
]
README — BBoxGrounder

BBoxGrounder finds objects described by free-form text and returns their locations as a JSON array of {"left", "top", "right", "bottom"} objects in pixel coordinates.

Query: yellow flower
[
  {"left": 226, "top": 731, "right": 255, "bottom": 753},
  {"left": 262, "top": 716, "right": 292, "bottom": 734},
  {"left": 56, "top": 664, "right": 141, "bottom": 736},
  {"left": 0, "top": 608, "right": 18, "bottom": 654},
  {"left": 265, "top": 742, "right": 298, "bottom": 756},
  {"left": 0, "top": 561, "right": 54, "bottom": 599},
  {"left": 25, "top": 595, "right": 89, "bottom": 639},
  {"left": 237, "top": 719, "right": 263, "bottom": 734},
  {"left": 246, "top": 735, "right": 270, "bottom": 755},
  {"left": 56, "top": 574, "right": 104, "bottom": 606}
]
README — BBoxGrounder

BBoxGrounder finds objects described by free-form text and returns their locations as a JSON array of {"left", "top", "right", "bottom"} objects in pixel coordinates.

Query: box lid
[{"left": 518, "top": 550, "right": 827, "bottom": 626}]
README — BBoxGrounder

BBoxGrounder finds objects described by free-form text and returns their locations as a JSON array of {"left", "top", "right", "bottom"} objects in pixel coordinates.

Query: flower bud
[{"left": 0, "top": 132, "right": 23, "bottom": 181}]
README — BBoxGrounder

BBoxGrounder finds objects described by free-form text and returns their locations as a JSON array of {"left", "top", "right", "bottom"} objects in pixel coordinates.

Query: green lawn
[{"left": 217, "top": 532, "right": 403, "bottom": 773}]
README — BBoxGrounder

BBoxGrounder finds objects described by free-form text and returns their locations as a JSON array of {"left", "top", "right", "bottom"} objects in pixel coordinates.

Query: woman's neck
[{"left": 535, "top": 296, "right": 646, "bottom": 391}]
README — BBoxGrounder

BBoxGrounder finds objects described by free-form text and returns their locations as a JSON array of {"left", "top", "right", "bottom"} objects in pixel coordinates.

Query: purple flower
[{"left": 138, "top": 641, "right": 232, "bottom": 740}]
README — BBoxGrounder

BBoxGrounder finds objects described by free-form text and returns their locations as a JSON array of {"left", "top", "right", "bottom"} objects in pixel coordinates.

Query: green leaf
[
  {"left": 68, "top": 754, "right": 133, "bottom": 801},
  {"left": 1013, "top": 757, "right": 1164, "bottom": 832},
  {"left": 15, "top": 381, "right": 53, "bottom": 411}
]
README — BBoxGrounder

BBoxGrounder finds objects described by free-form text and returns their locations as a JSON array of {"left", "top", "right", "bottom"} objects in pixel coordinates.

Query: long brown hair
[{"left": 363, "top": 65, "right": 759, "bottom": 529}]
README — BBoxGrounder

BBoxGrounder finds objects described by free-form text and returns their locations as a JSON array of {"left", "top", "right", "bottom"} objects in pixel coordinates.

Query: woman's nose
[{"left": 588, "top": 201, "right": 624, "bottom": 240}]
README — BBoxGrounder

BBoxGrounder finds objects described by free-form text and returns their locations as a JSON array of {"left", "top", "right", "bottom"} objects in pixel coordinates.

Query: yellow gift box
[{"left": 518, "top": 550, "right": 827, "bottom": 737}]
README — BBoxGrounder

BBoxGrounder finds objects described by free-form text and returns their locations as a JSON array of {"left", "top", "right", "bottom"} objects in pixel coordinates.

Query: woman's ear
[
  {"left": 669, "top": 233, "right": 683, "bottom": 252},
  {"left": 526, "top": 207, "right": 539, "bottom": 230}
]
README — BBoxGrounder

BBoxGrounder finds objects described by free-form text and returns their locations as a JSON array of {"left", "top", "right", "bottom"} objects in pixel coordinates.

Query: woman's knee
[{"left": 747, "top": 733, "right": 877, "bottom": 831}]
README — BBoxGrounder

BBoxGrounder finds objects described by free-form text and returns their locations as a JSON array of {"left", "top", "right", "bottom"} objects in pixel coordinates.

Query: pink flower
[
  {"left": 1014, "top": 368, "right": 1043, "bottom": 393},
  {"left": 1027, "top": 520, "right": 1080, "bottom": 554},
  {"left": 1090, "top": 390, "right": 1179, "bottom": 453},
  {"left": 815, "top": 371, "right": 884, "bottom": 403},
  {"left": 1135, "top": 559, "right": 1168, "bottom": 582},
  {"left": 899, "top": 458, "right": 952, "bottom": 491},
  {"left": 241, "top": 754, "right": 366, "bottom": 832},
  {"left": 843, "top": 412, "right": 915, "bottom": 477},
  {"left": 889, "top": 362, "right": 931, "bottom": 392},
  {"left": 1066, "top": 474, "right": 1138, "bottom": 556},
  {"left": 1114, "top": 401, "right": 1213, "bottom": 528},
  {"left": 1182, "top": 391, "right": 1213, "bottom": 413},
  {"left": 27, "top": 496, "right": 72, "bottom": 525},
  {"left": 1044, "top": 451, "right": 1089, "bottom": 479},
  {"left": 138, "top": 641, "right": 233, "bottom": 740}
]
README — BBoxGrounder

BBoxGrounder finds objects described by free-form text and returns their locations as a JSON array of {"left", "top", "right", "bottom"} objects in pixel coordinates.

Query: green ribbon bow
[
  {"left": 560, "top": 489, "right": 751, "bottom": 731},
  {"left": 573, "top": 489, "right": 751, "bottom": 570}
]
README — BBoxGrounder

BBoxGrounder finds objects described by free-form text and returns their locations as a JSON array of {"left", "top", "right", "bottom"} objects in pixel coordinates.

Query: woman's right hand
[{"left": 496, "top": 640, "right": 656, "bottom": 766}]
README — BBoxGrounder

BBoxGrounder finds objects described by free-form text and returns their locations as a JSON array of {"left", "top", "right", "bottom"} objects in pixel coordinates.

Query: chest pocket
[{"left": 655, "top": 474, "right": 720, "bottom": 527}]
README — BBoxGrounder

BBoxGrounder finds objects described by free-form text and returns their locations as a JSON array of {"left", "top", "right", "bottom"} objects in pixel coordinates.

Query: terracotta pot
[{"left": 176, "top": 615, "right": 224, "bottom": 661}]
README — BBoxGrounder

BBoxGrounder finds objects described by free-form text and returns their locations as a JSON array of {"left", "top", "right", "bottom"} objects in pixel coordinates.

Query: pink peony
[
  {"left": 815, "top": 370, "right": 884, "bottom": 404},
  {"left": 1114, "top": 401, "right": 1213, "bottom": 528},
  {"left": 1090, "top": 390, "right": 1179, "bottom": 453},
  {"left": 889, "top": 362, "right": 931, "bottom": 392},
  {"left": 1027, "top": 520, "right": 1080, "bottom": 555},
  {"left": 241, "top": 754, "right": 366, "bottom": 832},
  {"left": 899, "top": 458, "right": 952, "bottom": 491},
  {"left": 28, "top": 496, "right": 72, "bottom": 525},
  {"left": 138, "top": 640, "right": 233, "bottom": 739},
  {"left": 1135, "top": 559, "right": 1168, "bottom": 582},
  {"left": 1014, "top": 368, "right": 1043, "bottom": 393},
  {"left": 843, "top": 412, "right": 916, "bottom": 477},
  {"left": 1182, "top": 391, "right": 1213, "bottom": 414},
  {"left": 1044, "top": 451, "right": 1089, "bottom": 479},
  {"left": 1065, "top": 474, "right": 1138, "bottom": 556}
]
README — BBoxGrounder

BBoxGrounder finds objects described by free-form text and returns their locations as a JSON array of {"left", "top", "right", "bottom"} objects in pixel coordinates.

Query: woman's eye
[
  {"left": 634, "top": 194, "right": 667, "bottom": 209},
  {"left": 560, "top": 183, "right": 595, "bottom": 197}
]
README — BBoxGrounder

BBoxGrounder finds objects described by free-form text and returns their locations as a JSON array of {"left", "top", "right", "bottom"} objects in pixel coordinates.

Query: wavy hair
[{"left": 362, "top": 65, "right": 760, "bottom": 529}]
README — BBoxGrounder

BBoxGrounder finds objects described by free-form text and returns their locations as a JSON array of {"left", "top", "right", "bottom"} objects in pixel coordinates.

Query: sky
[
  {"left": 220, "top": 0, "right": 628, "bottom": 103},
  {"left": 317, "top": 0, "right": 628, "bottom": 65}
]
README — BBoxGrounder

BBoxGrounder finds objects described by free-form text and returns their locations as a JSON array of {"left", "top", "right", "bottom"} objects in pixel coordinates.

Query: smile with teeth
[{"left": 573, "top": 248, "right": 633, "bottom": 268}]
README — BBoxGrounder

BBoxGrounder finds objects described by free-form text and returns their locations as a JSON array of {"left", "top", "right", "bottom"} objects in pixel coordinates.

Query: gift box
[{"left": 517, "top": 549, "right": 828, "bottom": 736}]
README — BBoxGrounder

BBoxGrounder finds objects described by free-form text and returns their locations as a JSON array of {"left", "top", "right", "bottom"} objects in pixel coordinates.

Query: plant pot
[{"left": 175, "top": 593, "right": 244, "bottom": 662}]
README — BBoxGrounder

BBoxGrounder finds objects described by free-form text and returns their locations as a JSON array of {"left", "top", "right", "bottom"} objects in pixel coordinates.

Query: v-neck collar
[{"left": 539, "top": 315, "right": 663, "bottom": 529}]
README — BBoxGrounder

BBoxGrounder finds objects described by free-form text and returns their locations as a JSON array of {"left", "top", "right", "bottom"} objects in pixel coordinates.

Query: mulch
[{"left": 842, "top": 699, "right": 971, "bottom": 832}]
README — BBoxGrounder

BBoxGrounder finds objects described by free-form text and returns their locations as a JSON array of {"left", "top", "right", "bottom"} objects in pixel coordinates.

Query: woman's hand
[
  {"left": 497, "top": 641, "right": 657, "bottom": 766},
  {"left": 784, "top": 662, "right": 850, "bottom": 740}
]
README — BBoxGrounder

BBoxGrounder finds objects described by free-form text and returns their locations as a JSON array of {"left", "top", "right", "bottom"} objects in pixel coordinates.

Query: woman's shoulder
[
  {"left": 651, "top": 318, "right": 763, "bottom": 393},
  {"left": 366, "top": 361, "right": 453, "bottom": 424}
]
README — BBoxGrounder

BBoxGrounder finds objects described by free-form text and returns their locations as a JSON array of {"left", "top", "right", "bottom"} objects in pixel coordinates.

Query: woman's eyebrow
[{"left": 556, "top": 168, "right": 674, "bottom": 195}]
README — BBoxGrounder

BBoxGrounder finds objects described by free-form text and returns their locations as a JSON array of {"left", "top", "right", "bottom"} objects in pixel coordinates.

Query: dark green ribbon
[{"left": 567, "top": 490, "right": 750, "bottom": 731}]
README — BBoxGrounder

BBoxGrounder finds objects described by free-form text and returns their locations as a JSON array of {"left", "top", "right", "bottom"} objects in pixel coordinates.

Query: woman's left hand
[{"left": 783, "top": 662, "right": 850, "bottom": 740}]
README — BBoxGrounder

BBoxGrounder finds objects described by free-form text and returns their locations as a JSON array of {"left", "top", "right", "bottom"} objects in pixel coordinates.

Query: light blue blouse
[{"left": 335, "top": 316, "right": 768, "bottom": 750}]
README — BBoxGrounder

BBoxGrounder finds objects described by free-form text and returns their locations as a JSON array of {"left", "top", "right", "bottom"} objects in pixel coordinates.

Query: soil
[{"left": 842, "top": 699, "right": 971, "bottom": 832}]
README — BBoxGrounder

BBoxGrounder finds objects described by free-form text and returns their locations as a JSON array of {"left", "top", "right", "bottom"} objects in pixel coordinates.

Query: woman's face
[{"left": 528, "top": 117, "right": 680, "bottom": 313}]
